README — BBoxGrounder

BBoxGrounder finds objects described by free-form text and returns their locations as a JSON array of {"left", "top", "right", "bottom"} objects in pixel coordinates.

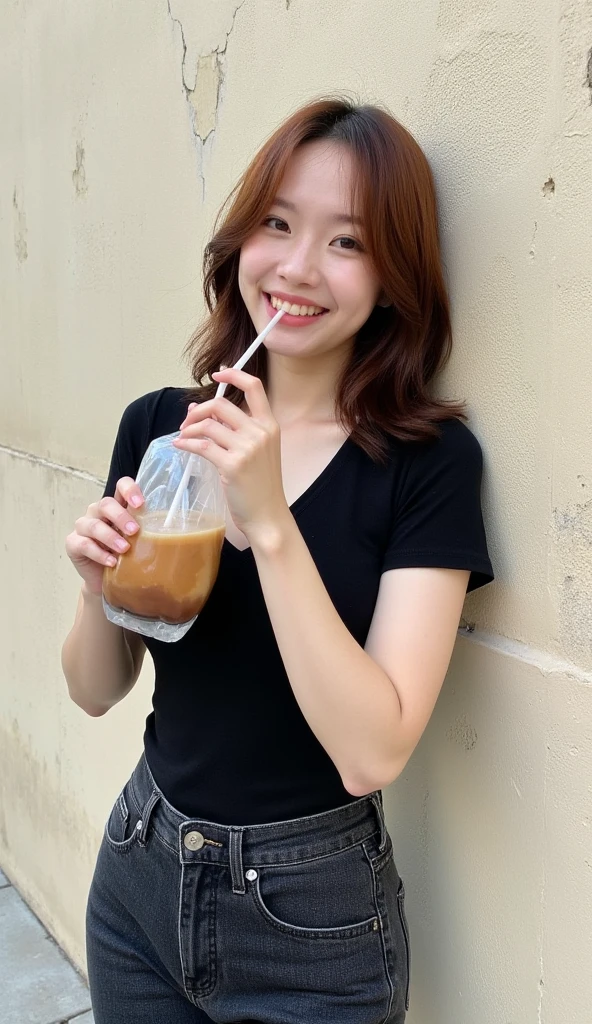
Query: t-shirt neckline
[{"left": 223, "top": 436, "right": 354, "bottom": 555}]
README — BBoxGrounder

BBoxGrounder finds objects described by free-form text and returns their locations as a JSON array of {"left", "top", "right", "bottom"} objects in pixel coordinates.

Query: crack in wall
[
  {"left": 586, "top": 47, "right": 592, "bottom": 105},
  {"left": 0, "top": 444, "right": 105, "bottom": 487},
  {"left": 166, "top": 0, "right": 247, "bottom": 198}
]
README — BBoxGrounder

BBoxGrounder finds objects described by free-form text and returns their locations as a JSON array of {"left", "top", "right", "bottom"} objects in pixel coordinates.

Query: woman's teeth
[{"left": 269, "top": 295, "right": 324, "bottom": 317}]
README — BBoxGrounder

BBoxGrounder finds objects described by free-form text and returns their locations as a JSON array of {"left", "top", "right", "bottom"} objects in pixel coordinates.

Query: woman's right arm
[{"left": 61, "top": 477, "right": 147, "bottom": 716}]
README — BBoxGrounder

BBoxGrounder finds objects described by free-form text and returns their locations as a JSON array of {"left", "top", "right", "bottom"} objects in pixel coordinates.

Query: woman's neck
[{"left": 265, "top": 349, "right": 350, "bottom": 428}]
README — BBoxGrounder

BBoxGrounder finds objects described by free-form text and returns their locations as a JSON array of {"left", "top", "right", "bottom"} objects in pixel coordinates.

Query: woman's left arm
[
  {"left": 249, "top": 533, "right": 469, "bottom": 796},
  {"left": 175, "top": 370, "right": 470, "bottom": 796}
]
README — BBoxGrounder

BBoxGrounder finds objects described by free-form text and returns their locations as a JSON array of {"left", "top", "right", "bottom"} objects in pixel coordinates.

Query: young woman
[{"left": 62, "top": 97, "right": 494, "bottom": 1023}]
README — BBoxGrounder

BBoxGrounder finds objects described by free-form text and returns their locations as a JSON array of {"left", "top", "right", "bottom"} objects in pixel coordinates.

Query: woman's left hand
[{"left": 174, "top": 369, "right": 290, "bottom": 543}]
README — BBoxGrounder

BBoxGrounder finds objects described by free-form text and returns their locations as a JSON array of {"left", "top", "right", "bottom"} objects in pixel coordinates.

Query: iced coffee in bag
[{"left": 102, "top": 432, "right": 226, "bottom": 642}]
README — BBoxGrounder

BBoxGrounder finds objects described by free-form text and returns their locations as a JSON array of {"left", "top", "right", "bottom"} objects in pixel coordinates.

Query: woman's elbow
[{"left": 341, "top": 759, "right": 406, "bottom": 798}]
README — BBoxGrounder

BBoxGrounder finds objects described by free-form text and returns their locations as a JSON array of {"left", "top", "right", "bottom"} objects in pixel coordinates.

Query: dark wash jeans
[{"left": 87, "top": 754, "right": 410, "bottom": 1023}]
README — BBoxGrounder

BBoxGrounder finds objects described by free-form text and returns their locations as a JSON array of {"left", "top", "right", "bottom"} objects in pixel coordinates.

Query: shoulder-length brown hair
[{"left": 185, "top": 97, "right": 466, "bottom": 461}]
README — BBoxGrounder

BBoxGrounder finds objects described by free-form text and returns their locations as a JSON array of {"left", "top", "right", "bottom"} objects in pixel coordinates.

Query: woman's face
[{"left": 238, "top": 141, "right": 382, "bottom": 363}]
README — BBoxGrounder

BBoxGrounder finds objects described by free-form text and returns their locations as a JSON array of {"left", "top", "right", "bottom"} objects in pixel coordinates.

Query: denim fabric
[{"left": 87, "top": 755, "right": 410, "bottom": 1023}]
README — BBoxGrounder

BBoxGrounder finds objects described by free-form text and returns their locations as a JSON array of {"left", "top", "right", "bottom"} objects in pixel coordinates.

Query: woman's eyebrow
[{"left": 272, "top": 195, "right": 362, "bottom": 227}]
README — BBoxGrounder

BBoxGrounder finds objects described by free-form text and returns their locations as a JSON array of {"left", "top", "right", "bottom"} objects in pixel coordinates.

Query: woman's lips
[{"left": 263, "top": 292, "right": 328, "bottom": 327}]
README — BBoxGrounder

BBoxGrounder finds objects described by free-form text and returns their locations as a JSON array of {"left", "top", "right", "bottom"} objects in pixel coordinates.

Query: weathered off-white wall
[{"left": 1, "top": 1, "right": 590, "bottom": 1021}]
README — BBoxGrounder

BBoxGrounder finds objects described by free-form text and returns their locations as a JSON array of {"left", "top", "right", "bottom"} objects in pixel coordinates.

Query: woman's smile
[{"left": 263, "top": 290, "right": 329, "bottom": 327}]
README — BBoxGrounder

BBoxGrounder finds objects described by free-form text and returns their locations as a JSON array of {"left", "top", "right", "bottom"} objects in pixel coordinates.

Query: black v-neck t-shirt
[{"left": 103, "top": 387, "right": 494, "bottom": 824}]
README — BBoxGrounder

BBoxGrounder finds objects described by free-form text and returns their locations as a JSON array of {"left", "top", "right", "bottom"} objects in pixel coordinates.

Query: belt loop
[
  {"left": 229, "top": 828, "right": 245, "bottom": 894},
  {"left": 137, "top": 790, "right": 160, "bottom": 847},
  {"left": 370, "top": 792, "right": 387, "bottom": 852}
]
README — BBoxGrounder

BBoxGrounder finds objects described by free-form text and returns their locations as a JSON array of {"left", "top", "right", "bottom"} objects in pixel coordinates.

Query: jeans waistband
[{"left": 127, "top": 754, "right": 387, "bottom": 891}]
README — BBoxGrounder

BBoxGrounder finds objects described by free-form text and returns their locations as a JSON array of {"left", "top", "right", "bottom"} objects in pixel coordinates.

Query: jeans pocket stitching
[
  {"left": 104, "top": 788, "right": 139, "bottom": 852},
  {"left": 249, "top": 874, "right": 379, "bottom": 940},
  {"left": 368, "top": 837, "right": 394, "bottom": 876},
  {"left": 396, "top": 881, "right": 411, "bottom": 1011},
  {"left": 363, "top": 842, "right": 395, "bottom": 1023}
]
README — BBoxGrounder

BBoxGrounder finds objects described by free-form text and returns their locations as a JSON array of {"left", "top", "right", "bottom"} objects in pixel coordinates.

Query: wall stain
[
  {"left": 542, "top": 177, "right": 555, "bottom": 197},
  {"left": 553, "top": 499, "right": 592, "bottom": 541},
  {"left": 72, "top": 142, "right": 88, "bottom": 196},
  {"left": 529, "top": 221, "right": 537, "bottom": 260},
  {"left": 552, "top": 499, "right": 592, "bottom": 670},
  {"left": 585, "top": 48, "right": 592, "bottom": 105},
  {"left": 13, "top": 189, "right": 28, "bottom": 263},
  {"left": 446, "top": 713, "right": 478, "bottom": 751}
]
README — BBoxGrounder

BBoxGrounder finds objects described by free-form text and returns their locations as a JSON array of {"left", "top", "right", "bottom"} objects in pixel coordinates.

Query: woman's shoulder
[
  {"left": 118, "top": 387, "right": 192, "bottom": 443},
  {"left": 386, "top": 416, "right": 485, "bottom": 467}
]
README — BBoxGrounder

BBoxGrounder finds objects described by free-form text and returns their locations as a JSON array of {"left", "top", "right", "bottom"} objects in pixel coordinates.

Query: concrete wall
[{"left": 1, "top": 1, "right": 590, "bottom": 1021}]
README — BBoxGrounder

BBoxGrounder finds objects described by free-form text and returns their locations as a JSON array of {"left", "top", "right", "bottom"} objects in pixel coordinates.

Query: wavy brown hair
[{"left": 185, "top": 97, "right": 466, "bottom": 461}]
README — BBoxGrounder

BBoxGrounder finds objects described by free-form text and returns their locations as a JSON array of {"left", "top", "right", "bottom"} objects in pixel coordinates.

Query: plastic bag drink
[{"left": 102, "top": 433, "right": 226, "bottom": 642}]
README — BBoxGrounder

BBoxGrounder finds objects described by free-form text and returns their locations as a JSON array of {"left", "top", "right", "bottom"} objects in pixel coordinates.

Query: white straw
[
  {"left": 214, "top": 307, "right": 286, "bottom": 398},
  {"left": 163, "top": 307, "right": 286, "bottom": 528}
]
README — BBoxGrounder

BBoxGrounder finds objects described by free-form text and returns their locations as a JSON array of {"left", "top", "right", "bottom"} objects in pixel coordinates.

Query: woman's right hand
[{"left": 65, "top": 477, "right": 144, "bottom": 596}]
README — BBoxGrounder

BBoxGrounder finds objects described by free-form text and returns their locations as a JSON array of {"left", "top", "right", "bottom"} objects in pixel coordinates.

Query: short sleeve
[
  {"left": 102, "top": 396, "right": 151, "bottom": 499},
  {"left": 383, "top": 420, "right": 494, "bottom": 593}
]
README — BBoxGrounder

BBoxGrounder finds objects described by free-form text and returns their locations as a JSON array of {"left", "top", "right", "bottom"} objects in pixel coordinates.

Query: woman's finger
[
  {"left": 95, "top": 497, "right": 141, "bottom": 537},
  {"left": 211, "top": 370, "right": 273, "bottom": 422},
  {"left": 67, "top": 534, "right": 118, "bottom": 568},
  {"left": 180, "top": 396, "right": 251, "bottom": 431},
  {"left": 177, "top": 418, "right": 237, "bottom": 452},
  {"left": 77, "top": 516, "right": 132, "bottom": 555},
  {"left": 174, "top": 435, "right": 230, "bottom": 475},
  {"left": 114, "top": 476, "right": 144, "bottom": 509}
]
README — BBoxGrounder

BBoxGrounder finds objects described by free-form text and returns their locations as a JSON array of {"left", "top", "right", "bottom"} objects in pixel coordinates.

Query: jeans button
[
  {"left": 245, "top": 869, "right": 258, "bottom": 881},
  {"left": 184, "top": 830, "right": 205, "bottom": 851}
]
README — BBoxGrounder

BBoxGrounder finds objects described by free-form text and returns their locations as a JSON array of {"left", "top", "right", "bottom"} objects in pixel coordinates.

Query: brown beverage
[{"left": 103, "top": 510, "right": 225, "bottom": 624}]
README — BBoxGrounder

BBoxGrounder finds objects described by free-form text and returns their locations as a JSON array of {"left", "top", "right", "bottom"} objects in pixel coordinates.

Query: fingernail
[
  {"left": 115, "top": 538, "right": 129, "bottom": 551},
  {"left": 188, "top": 402, "right": 197, "bottom": 410},
  {"left": 125, "top": 521, "right": 139, "bottom": 535},
  {"left": 107, "top": 556, "right": 117, "bottom": 567},
  {"left": 130, "top": 495, "right": 142, "bottom": 507}
]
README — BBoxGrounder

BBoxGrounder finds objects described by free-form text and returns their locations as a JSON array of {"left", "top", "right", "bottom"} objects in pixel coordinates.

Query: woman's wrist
[
  {"left": 81, "top": 581, "right": 104, "bottom": 603},
  {"left": 244, "top": 509, "right": 297, "bottom": 558}
]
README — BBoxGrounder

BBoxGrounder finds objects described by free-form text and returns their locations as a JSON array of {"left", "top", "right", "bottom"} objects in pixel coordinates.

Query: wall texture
[{"left": 1, "top": 2, "right": 591, "bottom": 1021}]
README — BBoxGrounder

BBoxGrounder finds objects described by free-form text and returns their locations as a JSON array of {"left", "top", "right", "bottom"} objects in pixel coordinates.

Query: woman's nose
[{"left": 276, "top": 239, "right": 321, "bottom": 287}]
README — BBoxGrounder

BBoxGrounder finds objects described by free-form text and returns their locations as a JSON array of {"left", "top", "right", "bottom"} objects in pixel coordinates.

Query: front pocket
[
  {"left": 247, "top": 844, "right": 380, "bottom": 940},
  {"left": 104, "top": 786, "right": 142, "bottom": 851},
  {"left": 396, "top": 880, "right": 411, "bottom": 1010}
]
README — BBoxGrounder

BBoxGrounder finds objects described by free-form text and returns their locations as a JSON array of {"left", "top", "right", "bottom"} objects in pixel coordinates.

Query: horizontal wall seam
[
  {"left": 2, "top": 446, "right": 590, "bottom": 684},
  {"left": 460, "top": 630, "right": 592, "bottom": 686},
  {"left": 0, "top": 444, "right": 105, "bottom": 487}
]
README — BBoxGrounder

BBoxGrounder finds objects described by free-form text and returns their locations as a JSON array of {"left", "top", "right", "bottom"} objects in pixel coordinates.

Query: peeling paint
[
  {"left": 12, "top": 189, "right": 27, "bottom": 263},
  {"left": 585, "top": 47, "right": 592, "bottom": 104},
  {"left": 72, "top": 142, "right": 88, "bottom": 196},
  {"left": 189, "top": 53, "right": 223, "bottom": 142},
  {"left": 166, "top": 0, "right": 245, "bottom": 148},
  {"left": 542, "top": 177, "right": 555, "bottom": 197}
]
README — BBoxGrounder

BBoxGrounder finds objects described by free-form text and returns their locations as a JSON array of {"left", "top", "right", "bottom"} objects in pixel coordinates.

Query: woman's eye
[
  {"left": 332, "top": 236, "right": 362, "bottom": 251},
  {"left": 263, "top": 216, "right": 289, "bottom": 232}
]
